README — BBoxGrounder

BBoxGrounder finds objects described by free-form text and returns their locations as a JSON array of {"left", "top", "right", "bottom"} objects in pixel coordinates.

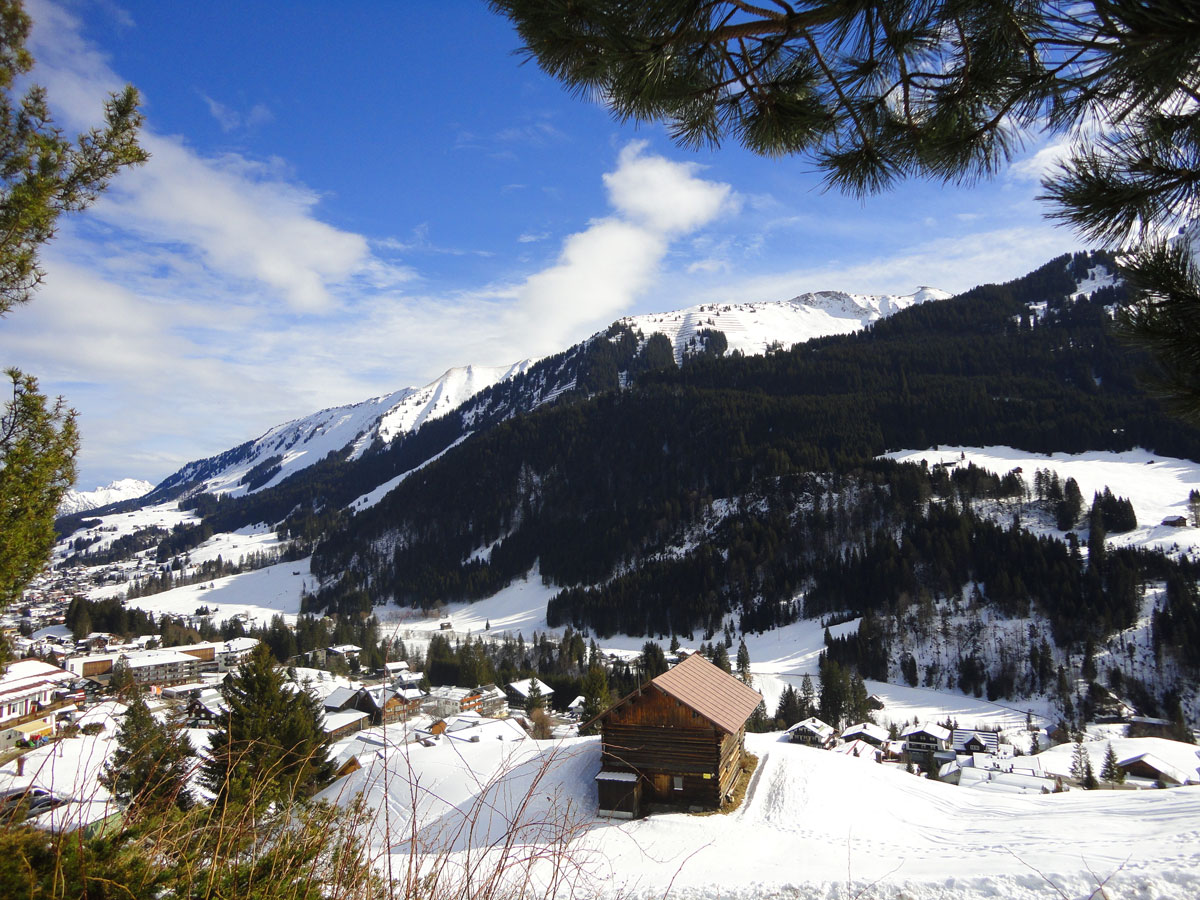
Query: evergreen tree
[
  {"left": 1190, "top": 489, "right": 1200, "bottom": 528},
  {"left": 736, "top": 638, "right": 752, "bottom": 683},
  {"left": 818, "top": 656, "right": 849, "bottom": 728},
  {"left": 201, "top": 643, "right": 334, "bottom": 806},
  {"left": 0, "top": 0, "right": 146, "bottom": 608},
  {"left": 579, "top": 664, "right": 612, "bottom": 734},
  {"left": 774, "top": 685, "right": 804, "bottom": 729},
  {"left": 1100, "top": 741, "right": 1125, "bottom": 786},
  {"left": 107, "top": 660, "right": 135, "bottom": 698},
  {"left": 848, "top": 672, "right": 871, "bottom": 725},
  {"left": 490, "top": 0, "right": 1200, "bottom": 419},
  {"left": 639, "top": 640, "right": 668, "bottom": 681},
  {"left": 711, "top": 642, "right": 732, "bottom": 674},
  {"left": 1081, "top": 640, "right": 1098, "bottom": 683},
  {"left": 745, "top": 700, "right": 771, "bottom": 733},
  {"left": 1056, "top": 478, "right": 1084, "bottom": 531},
  {"left": 1069, "top": 733, "right": 1092, "bottom": 786},
  {"left": 524, "top": 677, "right": 545, "bottom": 714},
  {"left": 101, "top": 696, "right": 193, "bottom": 813},
  {"left": 799, "top": 673, "right": 816, "bottom": 720}
]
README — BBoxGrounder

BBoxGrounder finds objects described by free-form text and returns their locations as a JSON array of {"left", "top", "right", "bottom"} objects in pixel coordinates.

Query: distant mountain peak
[
  {"left": 59, "top": 478, "right": 153, "bottom": 515},
  {"left": 621, "top": 286, "right": 948, "bottom": 362}
]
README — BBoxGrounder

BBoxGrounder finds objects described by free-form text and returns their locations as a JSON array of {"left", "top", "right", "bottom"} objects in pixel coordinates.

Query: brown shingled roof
[{"left": 650, "top": 653, "right": 762, "bottom": 734}]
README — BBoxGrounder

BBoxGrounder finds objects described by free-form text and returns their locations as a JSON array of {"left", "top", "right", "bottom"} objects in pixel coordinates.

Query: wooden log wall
[{"left": 599, "top": 685, "right": 732, "bottom": 807}]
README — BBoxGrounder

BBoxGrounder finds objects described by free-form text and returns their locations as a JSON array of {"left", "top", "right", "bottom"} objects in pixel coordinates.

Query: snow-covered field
[
  {"left": 885, "top": 446, "right": 1200, "bottom": 557},
  {"left": 111, "top": 558, "right": 310, "bottom": 627},
  {"left": 324, "top": 731, "right": 1200, "bottom": 900},
  {"left": 55, "top": 501, "right": 197, "bottom": 562}
]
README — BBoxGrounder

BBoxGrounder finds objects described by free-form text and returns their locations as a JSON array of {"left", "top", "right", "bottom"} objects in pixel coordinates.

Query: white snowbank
[{"left": 324, "top": 731, "right": 1200, "bottom": 900}]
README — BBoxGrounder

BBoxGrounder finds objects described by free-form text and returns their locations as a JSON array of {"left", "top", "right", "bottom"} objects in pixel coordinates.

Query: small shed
[
  {"left": 584, "top": 653, "right": 761, "bottom": 817},
  {"left": 594, "top": 770, "right": 640, "bottom": 819}
]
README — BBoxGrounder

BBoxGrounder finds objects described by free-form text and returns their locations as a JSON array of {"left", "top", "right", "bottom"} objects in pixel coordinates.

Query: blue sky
[{"left": 1, "top": 1, "right": 1084, "bottom": 488}]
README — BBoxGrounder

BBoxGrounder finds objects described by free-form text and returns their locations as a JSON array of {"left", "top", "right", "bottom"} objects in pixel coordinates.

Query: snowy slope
[
  {"left": 58, "top": 478, "right": 153, "bottom": 515},
  {"left": 152, "top": 362, "right": 531, "bottom": 499},
  {"left": 322, "top": 731, "right": 1200, "bottom": 900},
  {"left": 623, "top": 287, "right": 950, "bottom": 362}
]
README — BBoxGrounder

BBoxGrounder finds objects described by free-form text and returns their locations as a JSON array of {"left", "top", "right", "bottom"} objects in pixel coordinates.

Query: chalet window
[{"left": 673, "top": 776, "right": 683, "bottom": 791}]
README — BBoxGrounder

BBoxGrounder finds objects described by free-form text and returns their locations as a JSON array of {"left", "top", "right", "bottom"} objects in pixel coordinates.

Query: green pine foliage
[
  {"left": 100, "top": 695, "right": 193, "bottom": 814},
  {"left": 0, "top": 797, "right": 383, "bottom": 900},
  {"left": 0, "top": 0, "right": 146, "bottom": 608},
  {"left": 201, "top": 644, "right": 334, "bottom": 806},
  {"left": 1100, "top": 741, "right": 1126, "bottom": 786},
  {"left": 579, "top": 664, "right": 612, "bottom": 734}
]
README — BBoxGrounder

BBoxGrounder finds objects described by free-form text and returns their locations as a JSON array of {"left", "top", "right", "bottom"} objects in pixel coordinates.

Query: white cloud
[
  {"left": 678, "top": 224, "right": 1081, "bottom": 304},
  {"left": 94, "top": 135, "right": 376, "bottom": 313},
  {"left": 602, "top": 141, "right": 737, "bottom": 233},
  {"left": 202, "top": 94, "right": 240, "bottom": 132},
  {"left": 1010, "top": 139, "right": 1073, "bottom": 183},
  {"left": 200, "top": 94, "right": 272, "bottom": 132},
  {"left": 495, "top": 143, "right": 736, "bottom": 352},
  {"left": 687, "top": 258, "right": 729, "bottom": 275}
]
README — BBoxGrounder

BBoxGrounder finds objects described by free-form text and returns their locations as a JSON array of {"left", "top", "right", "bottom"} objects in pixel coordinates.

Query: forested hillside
[
  {"left": 299, "top": 253, "right": 1193, "bottom": 599},
  {"left": 74, "top": 251, "right": 1200, "bottom": 715}
]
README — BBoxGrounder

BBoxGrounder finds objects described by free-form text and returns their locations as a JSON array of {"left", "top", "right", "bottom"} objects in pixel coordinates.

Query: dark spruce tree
[
  {"left": 201, "top": 643, "right": 334, "bottom": 806},
  {"left": 100, "top": 695, "right": 194, "bottom": 814}
]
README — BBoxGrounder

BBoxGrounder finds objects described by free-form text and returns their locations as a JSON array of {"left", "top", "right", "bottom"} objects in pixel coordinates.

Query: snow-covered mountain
[
  {"left": 150, "top": 362, "right": 532, "bottom": 499},
  {"left": 143, "top": 287, "right": 948, "bottom": 501},
  {"left": 58, "top": 478, "right": 153, "bottom": 515},
  {"left": 623, "top": 287, "right": 950, "bottom": 361}
]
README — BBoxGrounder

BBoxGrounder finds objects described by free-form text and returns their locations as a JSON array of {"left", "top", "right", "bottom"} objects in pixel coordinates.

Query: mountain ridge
[{"left": 133, "top": 285, "right": 952, "bottom": 505}]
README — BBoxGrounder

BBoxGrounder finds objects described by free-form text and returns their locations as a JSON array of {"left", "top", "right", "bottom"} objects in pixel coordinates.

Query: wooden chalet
[
  {"left": 584, "top": 653, "right": 761, "bottom": 818},
  {"left": 785, "top": 716, "right": 836, "bottom": 748}
]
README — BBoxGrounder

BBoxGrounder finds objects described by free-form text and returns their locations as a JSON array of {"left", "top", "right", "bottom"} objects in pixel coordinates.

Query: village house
[
  {"left": 327, "top": 644, "right": 362, "bottom": 665},
  {"left": 424, "top": 685, "right": 477, "bottom": 718},
  {"left": 462, "top": 684, "right": 507, "bottom": 717},
  {"left": 414, "top": 712, "right": 528, "bottom": 745},
  {"left": 0, "top": 659, "right": 78, "bottom": 750},
  {"left": 505, "top": 677, "right": 554, "bottom": 709},
  {"left": 951, "top": 729, "right": 1001, "bottom": 757},
  {"left": 352, "top": 685, "right": 425, "bottom": 725},
  {"left": 942, "top": 754, "right": 1058, "bottom": 793},
  {"left": 842, "top": 721, "right": 889, "bottom": 747},
  {"left": 832, "top": 739, "right": 882, "bottom": 763},
  {"left": 322, "top": 686, "right": 360, "bottom": 714},
  {"left": 1118, "top": 751, "right": 1197, "bottom": 786},
  {"left": 323, "top": 708, "right": 370, "bottom": 741},
  {"left": 382, "top": 660, "right": 410, "bottom": 678},
  {"left": 902, "top": 722, "right": 952, "bottom": 769},
  {"left": 63, "top": 648, "right": 203, "bottom": 689},
  {"left": 586, "top": 653, "right": 762, "bottom": 819},
  {"left": 785, "top": 716, "right": 837, "bottom": 749}
]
